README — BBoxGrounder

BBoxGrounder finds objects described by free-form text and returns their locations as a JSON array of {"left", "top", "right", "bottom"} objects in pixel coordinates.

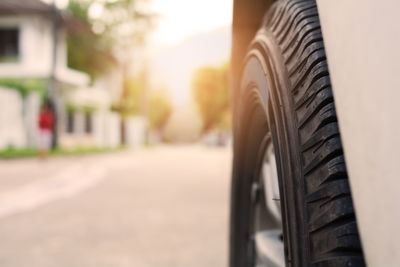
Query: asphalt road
[{"left": 0, "top": 145, "right": 231, "bottom": 267}]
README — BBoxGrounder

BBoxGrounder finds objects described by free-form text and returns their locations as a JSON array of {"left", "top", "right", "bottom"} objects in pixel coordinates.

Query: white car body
[{"left": 317, "top": 1, "right": 400, "bottom": 266}]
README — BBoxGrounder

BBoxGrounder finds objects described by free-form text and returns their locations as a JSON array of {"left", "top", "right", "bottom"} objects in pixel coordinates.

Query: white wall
[
  {"left": 93, "top": 111, "right": 121, "bottom": 149},
  {"left": 125, "top": 116, "right": 147, "bottom": 148},
  {"left": 24, "top": 91, "right": 41, "bottom": 147},
  {"left": 0, "top": 87, "right": 27, "bottom": 149},
  {"left": 93, "top": 67, "right": 124, "bottom": 104}
]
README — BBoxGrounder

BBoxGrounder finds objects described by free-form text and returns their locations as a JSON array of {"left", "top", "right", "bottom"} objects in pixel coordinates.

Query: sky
[
  {"left": 148, "top": 0, "right": 233, "bottom": 106},
  {"left": 149, "top": 0, "right": 233, "bottom": 46},
  {"left": 152, "top": 26, "right": 231, "bottom": 106}
]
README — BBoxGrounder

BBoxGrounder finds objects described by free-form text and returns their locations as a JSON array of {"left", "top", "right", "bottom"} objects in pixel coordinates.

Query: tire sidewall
[{"left": 230, "top": 28, "right": 310, "bottom": 267}]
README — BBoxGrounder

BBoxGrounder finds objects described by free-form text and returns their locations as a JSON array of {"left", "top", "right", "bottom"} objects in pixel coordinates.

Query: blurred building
[
  {"left": 0, "top": 0, "right": 124, "bottom": 149},
  {"left": 163, "top": 105, "right": 202, "bottom": 143}
]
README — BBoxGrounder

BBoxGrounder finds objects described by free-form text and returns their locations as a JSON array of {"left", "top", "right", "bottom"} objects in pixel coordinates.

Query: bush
[{"left": 0, "top": 78, "right": 47, "bottom": 97}]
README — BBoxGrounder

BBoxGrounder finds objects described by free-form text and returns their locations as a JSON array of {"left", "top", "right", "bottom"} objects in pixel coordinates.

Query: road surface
[{"left": 0, "top": 145, "right": 231, "bottom": 267}]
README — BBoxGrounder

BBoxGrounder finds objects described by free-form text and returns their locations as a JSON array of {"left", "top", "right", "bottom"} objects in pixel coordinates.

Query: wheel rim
[{"left": 251, "top": 142, "right": 285, "bottom": 267}]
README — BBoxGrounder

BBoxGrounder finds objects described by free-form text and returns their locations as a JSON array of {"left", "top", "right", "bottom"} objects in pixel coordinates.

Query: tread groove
[{"left": 245, "top": 0, "right": 366, "bottom": 265}]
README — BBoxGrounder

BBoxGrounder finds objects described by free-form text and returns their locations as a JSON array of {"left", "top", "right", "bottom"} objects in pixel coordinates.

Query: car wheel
[{"left": 230, "top": 0, "right": 365, "bottom": 266}]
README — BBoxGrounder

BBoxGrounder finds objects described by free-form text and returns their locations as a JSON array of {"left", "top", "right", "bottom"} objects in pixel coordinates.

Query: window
[
  {"left": 0, "top": 28, "right": 19, "bottom": 63},
  {"left": 85, "top": 112, "right": 92, "bottom": 134},
  {"left": 67, "top": 110, "right": 74, "bottom": 133}
]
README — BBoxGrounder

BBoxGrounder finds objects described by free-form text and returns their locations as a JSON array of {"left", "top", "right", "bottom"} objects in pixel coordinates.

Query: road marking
[{"left": 0, "top": 163, "right": 106, "bottom": 218}]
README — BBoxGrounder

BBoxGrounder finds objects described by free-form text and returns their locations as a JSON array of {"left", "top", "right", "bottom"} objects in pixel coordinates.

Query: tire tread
[{"left": 264, "top": 0, "right": 365, "bottom": 265}]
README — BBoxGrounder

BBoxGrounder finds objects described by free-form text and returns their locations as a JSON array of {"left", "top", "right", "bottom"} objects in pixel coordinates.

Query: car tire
[{"left": 229, "top": 0, "right": 365, "bottom": 266}]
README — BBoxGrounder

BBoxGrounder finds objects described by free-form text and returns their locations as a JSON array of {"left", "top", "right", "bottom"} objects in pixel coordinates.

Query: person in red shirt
[{"left": 38, "top": 101, "right": 54, "bottom": 159}]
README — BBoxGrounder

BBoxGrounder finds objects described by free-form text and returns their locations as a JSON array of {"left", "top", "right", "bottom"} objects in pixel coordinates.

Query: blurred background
[{"left": 0, "top": 0, "right": 233, "bottom": 266}]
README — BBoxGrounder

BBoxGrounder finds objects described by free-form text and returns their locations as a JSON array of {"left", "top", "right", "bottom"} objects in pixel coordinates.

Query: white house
[
  {"left": 0, "top": 0, "right": 124, "bottom": 150},
  {"left": 0, "top": 0, "right": 89, "bottom": 86}
]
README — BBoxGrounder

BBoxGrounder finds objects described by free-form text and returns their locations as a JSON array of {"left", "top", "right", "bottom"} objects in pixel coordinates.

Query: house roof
[
  {"left": 0, "top": 0, "right": 90, "bottom": 33},
  {"left": 0, "top": 0, "right": 55, "bottom": 15}
]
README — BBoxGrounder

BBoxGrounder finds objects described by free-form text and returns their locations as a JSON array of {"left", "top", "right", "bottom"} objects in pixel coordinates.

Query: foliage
[
  {"left": 147, "top": 91, "right": 172, "bottom": 130},
  {"left": 67, "top": 0, "right": 89, "bottom": 21},
  {"left": 0, "top": 78, "right": 47, "bottom": 97},
  {"left": 113, "top": 74, "right": 172, "bottom": 131},
  {"left": 0, "top": 146, "right": 123, "bottom": 159},
  {"left": 67, "top": 0, "right": 115, "bottom": 80},
  {"left": 66, "top": 103, "right": 98, "bottom": 114},
  {"left": 112, "top": 75, "right": 142, "bottom": 117},
  {"left": 0, "top": 148, "right": 38, "bottom": 159},
  {"left": 67, "top": 33, "right": 114, "bottom": 80},
  {"left": 66, "top": 0, "right": 155, "bottom": 80},
  {"left": 192, "top": 62, "right": 230, "bottom": 131},
  {"left": 91, "top": 0, "right": 155, "bottom": 48}
]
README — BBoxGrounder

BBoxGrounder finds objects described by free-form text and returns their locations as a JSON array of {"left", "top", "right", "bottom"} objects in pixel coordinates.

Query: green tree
[
  {"left": 147, "top": 91, "right": 172, "bottom": 131},
  {"left": 66, "top": 0, "right": 155, "bottom": 80},
  {"left": 66, "top": 0, "right": 114, "bottom": 80},
  {"left": 192, "top": 63, "right": 230, "bottom": 131},
  {"left": 112, "top": 75, "right": 142, "bottom": 118}
]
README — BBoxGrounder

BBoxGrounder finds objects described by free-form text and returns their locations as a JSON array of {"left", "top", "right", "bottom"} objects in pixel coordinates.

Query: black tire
[{"left": 230, "top": 0, "right": 365, "bottom": 266}]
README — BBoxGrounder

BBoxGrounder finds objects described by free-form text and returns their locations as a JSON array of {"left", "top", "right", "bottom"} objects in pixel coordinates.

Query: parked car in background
[{"left": 230, "top": 0, "right": 400, "bottom": 266}]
